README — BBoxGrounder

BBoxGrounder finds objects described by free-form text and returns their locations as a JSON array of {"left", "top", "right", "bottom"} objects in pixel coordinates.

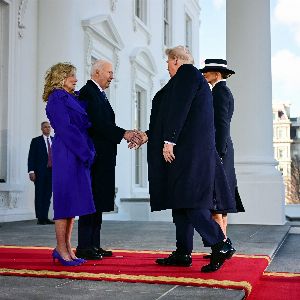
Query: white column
[
  {"left": 36, "top": 0, "right": 80, "bottom": 125},
  {"left": 226, "top": 0, "right": 285, "bottom": 224}
]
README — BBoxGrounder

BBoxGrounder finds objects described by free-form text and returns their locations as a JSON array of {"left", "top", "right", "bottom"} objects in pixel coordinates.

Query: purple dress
[{"left": 46, "top": 89, "right": 96, "bottom": 219}]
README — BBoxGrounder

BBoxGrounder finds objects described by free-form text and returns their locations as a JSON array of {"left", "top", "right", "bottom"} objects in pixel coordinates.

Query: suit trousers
[
  {"left": 172, "top": 208, "right": 225, "bottom": 254},
  {"left": 34, "top": 168, "right": 52, "bottom": 221},
  {"left": 78, "top": 211, "right": 103, "bottom": 249}
]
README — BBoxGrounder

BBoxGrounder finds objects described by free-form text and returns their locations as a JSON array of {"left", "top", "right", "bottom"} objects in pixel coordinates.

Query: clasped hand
[{"left": 123, "top": 130, "right": 148, "bottom": 149}]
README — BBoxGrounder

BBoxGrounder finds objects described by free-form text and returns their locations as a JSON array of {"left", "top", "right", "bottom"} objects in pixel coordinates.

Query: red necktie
[{"left": 46, "top": 137, "right": 52, "bottom": 168}]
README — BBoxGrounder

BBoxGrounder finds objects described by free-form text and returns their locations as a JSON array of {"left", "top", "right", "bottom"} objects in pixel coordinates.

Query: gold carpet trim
[
  {"left": 0, "top": 268, "right": 252, "bottom": 293},
  {"left": 263, "top": 271, "right": 300, "bottom": 278}
]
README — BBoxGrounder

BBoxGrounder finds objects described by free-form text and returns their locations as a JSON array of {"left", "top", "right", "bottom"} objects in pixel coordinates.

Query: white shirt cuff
[{"left": 164, "top": 141, "right": 176, "bottom": 145}]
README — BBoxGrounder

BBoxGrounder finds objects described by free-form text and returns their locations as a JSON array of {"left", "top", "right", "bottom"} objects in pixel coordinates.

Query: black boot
[
  {"left": 201, "top": 240, "right": 232, "bottom": 272},
  {"left": 156, "top": 251, "right": 192, "bottom": 266},
  {"left": 203, "top": 237, "right": 235, "bottom": 260},
  {"left": 225, "top": 237, "right": 236, "bottom": 259}
]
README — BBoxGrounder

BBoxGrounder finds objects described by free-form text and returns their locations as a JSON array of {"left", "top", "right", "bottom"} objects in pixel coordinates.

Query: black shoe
[
  {"left": 201, "top": 241, "right": 233, "bottom": 273},
  {"left": 203, "top": 238, "right": 235, "bottom": 260},
  {"left": 76, "top": 248, "right": 103, "bottom": 260},
  {"left": 225, "top": 237, "right": 236, "bottom": 259},
  {"left": 45, "top": 219, "right": 55, "bottom": 224},
  {"left": 156, "top": 251, "right": 192, "bottom": 267},
  {"left": 37, "top": 220, "right": 47, "bottom": 225},
  {"left": 93, "top": 247, "right": 113, "bottom": 257}
]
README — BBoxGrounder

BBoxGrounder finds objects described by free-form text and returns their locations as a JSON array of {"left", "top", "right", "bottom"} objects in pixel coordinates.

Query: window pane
[{"left": 164, "top": 0, "right": 170, "bottom": 46}]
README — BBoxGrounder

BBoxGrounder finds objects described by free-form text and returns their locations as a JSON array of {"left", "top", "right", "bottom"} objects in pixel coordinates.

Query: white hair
[
  {"left": 90, "top": 59, "right": 112, "bottom": 76},
  {"left": 165, "top": 45, "right": 194, "bottom": 64}
]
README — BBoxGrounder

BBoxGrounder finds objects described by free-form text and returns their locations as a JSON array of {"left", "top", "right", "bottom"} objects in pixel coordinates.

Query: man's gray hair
[
  {"left": 90, "top": 59, "right": 112, "bottom": 76},
  {"left": 165, "top": 46, "right": 194, "bottom": 64}
]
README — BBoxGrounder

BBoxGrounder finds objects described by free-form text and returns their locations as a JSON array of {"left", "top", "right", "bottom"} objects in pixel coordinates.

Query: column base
[
  {"left": 229, "top": 164, "right": 286, "bottom": 225},
  {"left": 0, "top": 208, "right": 35, "bottom": 223}
]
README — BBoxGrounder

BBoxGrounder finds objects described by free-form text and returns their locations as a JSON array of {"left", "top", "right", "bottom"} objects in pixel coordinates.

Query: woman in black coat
[{"left": 200, "top": 59, "right": 245, "bottom": 239}]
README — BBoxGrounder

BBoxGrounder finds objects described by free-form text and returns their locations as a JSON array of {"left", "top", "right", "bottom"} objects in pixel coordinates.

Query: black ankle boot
[{"left": 201, "top": 241, "right": 232, "bottom": 273}]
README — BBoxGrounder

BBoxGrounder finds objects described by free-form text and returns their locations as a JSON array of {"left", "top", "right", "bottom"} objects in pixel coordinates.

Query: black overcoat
[
  {"left": 147, "top": 64, "right": 233, "bottom": 212},
  {"left": 212, "top": 81, "right": 244, "bottom": 212},
  {"left": 79, "top": 80, "right": 125, "bottom": 212}
]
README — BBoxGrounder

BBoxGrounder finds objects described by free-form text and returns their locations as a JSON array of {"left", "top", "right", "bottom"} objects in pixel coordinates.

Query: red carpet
[
  {"left": 1, "top": 247, "right": 299, "bottom": 298},
  {"left": 0, "top": 245, "right": 269, "bottom": 297},
  {"left": 248, "top": 272, "right": 300, "bottom": 300}
]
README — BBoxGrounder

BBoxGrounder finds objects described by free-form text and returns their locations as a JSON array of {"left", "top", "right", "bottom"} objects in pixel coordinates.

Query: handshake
[{"left": 123, "top": 130, "right": 148, "bottom": 149}]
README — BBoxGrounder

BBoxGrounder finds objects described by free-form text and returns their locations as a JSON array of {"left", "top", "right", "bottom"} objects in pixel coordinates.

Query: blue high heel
[
  {"left": 72, "top": 257, "right": 86, "bottom": 264},
  {"left": 52, "top": 249, "right": 81, "bottom": 266}
]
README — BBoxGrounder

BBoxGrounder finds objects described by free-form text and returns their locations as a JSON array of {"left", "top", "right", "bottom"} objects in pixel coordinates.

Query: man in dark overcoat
[
  {"left": 133, "top": 46, "right": 235, "bottom": 272},
  {"left": 76, "top": 60, "right": 137, "bottom": 260},
  {"left": 201, "top": 59, "right": 244, "bottom": 241},
  {"left": 27, "top": 121, "right": 54, "bottom": 225}
]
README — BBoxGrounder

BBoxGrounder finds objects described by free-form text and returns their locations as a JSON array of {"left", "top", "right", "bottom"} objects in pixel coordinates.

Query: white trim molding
[
  {"left": 81, "top": 14, "right": 124, "bottom": 84},
  {"left": 110, "top": 0, "right": 118, "bottom": 11},
  {"left": 17, "top": 0, "right": 28, "bottom": 38}
]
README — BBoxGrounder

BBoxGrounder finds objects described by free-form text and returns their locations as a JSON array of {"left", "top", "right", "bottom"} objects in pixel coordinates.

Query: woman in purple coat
[{"left": 43, "top": 63, "right": 96, "bottom": 266}]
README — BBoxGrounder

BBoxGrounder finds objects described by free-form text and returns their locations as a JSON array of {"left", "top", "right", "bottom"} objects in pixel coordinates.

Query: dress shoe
[
  {"left": 203, "top": 238, "right": 235, "bottom": 259},
  {"left": 201, "top": 240, "right": 233, "bottom": 273},
  {"left": 76, "top": 248, "right": 102, "bottom": 260},
  {"left": 37, "top": 219, "right": 54, "bottom": 225},
  {"left": 37, "top": 220, "right": 47, "bottom": 225},
  {"left": 93, "top": 247, "right": 113, "bottom": 257},
  {"left": 45, "top": 219, "right": 55, "bottom": 224},
  {"left": 225, "top": 237, "right": 236, "bottom": 259},
  {"left": 156, "top": 251, "right": 192, "bottom": 267}
]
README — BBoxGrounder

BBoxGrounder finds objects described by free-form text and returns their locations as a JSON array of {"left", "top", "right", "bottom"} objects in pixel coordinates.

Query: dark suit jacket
[
  {"left": 28, "top": 135, "right": 53, "bottom": 177},
  {"left": 79, "top": 80, "right": 125, "bottom": 211},
  {"left": 147, "top": 64, "right": 233, "bottom": 212}
]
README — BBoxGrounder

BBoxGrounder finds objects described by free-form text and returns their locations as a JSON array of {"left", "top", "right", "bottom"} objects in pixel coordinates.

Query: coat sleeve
[
  {"left": 163, "top": 65, "right": 200, "bottom": 143},
  {"left": 80, "top": 87, "right": 125, "bottom": 144},
  {"left": 46, "top": 90, "right": 94, "bottom": 164},
  {"left": 27, "top": 138, "right": 37, "bottom": 172},
  {"left": 213, "top": 86, "right": 230, "bottom": 157}
]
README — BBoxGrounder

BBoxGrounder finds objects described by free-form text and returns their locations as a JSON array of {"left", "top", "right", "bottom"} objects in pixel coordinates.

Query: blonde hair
[
  {"left": 42, "top": 62, "right": 76, "bottom": 102},
  {"left": 165, "top": 46, "right": 194, "bottom": 64}
]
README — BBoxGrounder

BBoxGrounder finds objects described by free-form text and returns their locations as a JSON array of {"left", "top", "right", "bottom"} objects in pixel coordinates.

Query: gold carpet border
[
  {"left": 263, "top": 271, "right": 300, "bottom": 278},
  {"left": 0, "top": 245, "right": 270, "bottom": 261},
  {"left": 0, "top": 268, "right": 252, "bottom": 294}
]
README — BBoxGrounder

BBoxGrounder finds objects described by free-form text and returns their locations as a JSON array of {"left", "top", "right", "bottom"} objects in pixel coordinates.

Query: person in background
[
  {"left": 28, "top": 121, "right": 54, "bottom": 225},
  {"left": 200, "top": 59, "right": 245, "bottom": 250},
  {"left": 44, "top": 62, "right": 96, "bottom": 266},
  {"left": 76, "top": 60, "right": 139, "bottom": 260}
]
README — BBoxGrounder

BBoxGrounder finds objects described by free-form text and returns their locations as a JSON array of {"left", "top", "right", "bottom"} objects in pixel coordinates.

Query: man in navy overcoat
[
  {"left": 76, "top": 60, "right": 137, "bottom": 260},
  {"left": 142, "top": 46, "right": 235, "bottom": 272},
  {"left": 28, "top": 121, "right": 54, "bottom": 225}
]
